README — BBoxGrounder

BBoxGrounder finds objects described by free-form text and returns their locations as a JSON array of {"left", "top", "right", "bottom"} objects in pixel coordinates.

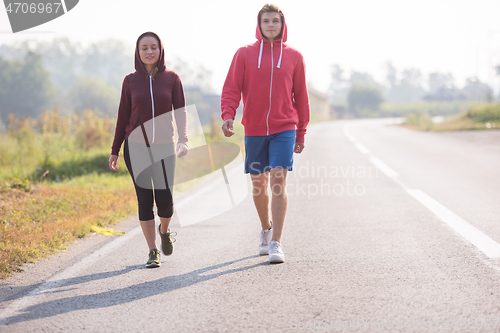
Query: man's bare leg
[
  {"left": 269, "top": 168, "right": 288, "bottom": 243},
  {"left": 250, "top": 172, "right": 272, "bottom": 230}
]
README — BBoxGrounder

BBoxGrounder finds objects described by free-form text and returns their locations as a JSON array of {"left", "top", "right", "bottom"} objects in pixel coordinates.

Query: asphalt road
[{"left": 1, "top": 119, "right": 500, "bottom": 332}]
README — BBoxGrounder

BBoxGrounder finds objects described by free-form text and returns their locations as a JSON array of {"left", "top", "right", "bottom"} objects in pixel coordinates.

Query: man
[{"left": 221, "top": 3, "right": 310, "bottom": 263}]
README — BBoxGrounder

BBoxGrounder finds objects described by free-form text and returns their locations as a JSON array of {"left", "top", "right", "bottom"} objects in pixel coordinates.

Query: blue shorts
[{"left": 244, "top": 130, "right": 295, "bottom": 174}]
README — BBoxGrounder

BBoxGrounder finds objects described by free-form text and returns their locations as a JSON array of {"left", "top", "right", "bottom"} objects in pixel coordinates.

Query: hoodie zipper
[
  {"left": 149, "top": 75, "right": 155, "bottom": 143},
  {"left": 266, "top": 41, "right": 274, "bottom": 136}
]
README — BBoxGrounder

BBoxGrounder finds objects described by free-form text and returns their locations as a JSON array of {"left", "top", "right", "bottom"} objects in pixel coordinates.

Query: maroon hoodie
[
  {"left": 221, "top": 9, "right": 310, "bottom": 142},
  {"left": 111, "top": 32, "right": 188, "bottom": 156}
]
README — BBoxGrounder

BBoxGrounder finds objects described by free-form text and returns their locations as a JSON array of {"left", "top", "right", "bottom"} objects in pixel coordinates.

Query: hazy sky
[{"left": 1, "top": 0, "right": 500, "bottom": 92}]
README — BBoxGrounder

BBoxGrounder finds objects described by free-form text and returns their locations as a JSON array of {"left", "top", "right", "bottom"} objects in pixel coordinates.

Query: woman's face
[{"left": 138, "top": 36, "right": 160, "bottom": 68}]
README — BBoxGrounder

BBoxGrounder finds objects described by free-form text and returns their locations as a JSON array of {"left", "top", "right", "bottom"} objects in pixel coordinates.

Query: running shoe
[
  {"left": 158, "top": 224, "right": 176, "bottom": 256},
  {"left": 269, "top": 240, "right": 285, "bottom": 263},
  {"left": 146, "top": 248, "right": 161, "bottom": 268},
  {"left": 259, "top": 228, "right": 272, "bottom": 255}
]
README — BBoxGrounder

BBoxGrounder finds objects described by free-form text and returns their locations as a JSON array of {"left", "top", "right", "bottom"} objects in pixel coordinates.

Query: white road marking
[
  {"left": 407, "top": 189, "right": 500, "bottom": 258},
  {"left": 343, "top": 126, "right": 356, "bottom": 142},
  {"left": 354, "top": 143, "right": 370, "bottom": 155},
  {"left": 343, "top": 124, "right": 500, "bottom": 259},
  {"left": 369, "top": 157, "right": 399, "bottom": 178}
]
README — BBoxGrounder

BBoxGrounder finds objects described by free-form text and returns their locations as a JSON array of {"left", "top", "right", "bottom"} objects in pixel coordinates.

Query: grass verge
[
  {"left": 0, "top": 174, "right": 136, "bottom": 279},
  {"left": 402, "top": 103, "right": 500, "bottom": 132}
]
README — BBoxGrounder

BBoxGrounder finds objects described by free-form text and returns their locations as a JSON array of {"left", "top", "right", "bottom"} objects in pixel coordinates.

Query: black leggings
[{"left": 123, "top": 140, "right": 176, "bottom": 221}]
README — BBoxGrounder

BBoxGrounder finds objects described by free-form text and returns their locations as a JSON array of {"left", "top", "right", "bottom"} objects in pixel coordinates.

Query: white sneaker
[
  {"left": 269, "top": 240, "right": 285, "bottom": 263},
  {"left": 259, "top": 228, "right": 272, "bottom": 255}
]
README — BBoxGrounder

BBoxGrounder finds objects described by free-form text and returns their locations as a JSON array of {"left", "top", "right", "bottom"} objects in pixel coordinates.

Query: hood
[
  {"left": 134, "top": 31, "right": 166, "bottom": 76},
  {"left": 255, "top": 9, "right": 287, "bottom": 42},
  {"left": 255, "top": 10, "right": 287, "bottom": 68}
]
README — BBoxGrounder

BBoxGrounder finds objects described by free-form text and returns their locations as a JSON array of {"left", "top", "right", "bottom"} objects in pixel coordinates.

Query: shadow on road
[
  {"left": 0, "top": 264, "right": 144, "bottom": 305},
  {"left": 1, "top": 255, "right": 264, "bottom": 325}
]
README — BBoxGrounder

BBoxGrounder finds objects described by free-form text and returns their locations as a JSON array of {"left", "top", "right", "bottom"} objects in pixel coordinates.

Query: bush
[
  {"left": 404, "top": 112, "right": 433, "bottom": 130},
  {"left": 74, "top": 110, "right": 114, "bottom": 150},
  {"left": 466, "top": 104, "right": 500, "bottom": 123},
  {"left": 348, "top": 84, "right": 384, "bottom": 115}
]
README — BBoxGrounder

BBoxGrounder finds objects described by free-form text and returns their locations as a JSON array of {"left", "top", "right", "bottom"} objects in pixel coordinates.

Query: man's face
[{"left": 260, "top": 12, "right": 282, "bottom": 41}]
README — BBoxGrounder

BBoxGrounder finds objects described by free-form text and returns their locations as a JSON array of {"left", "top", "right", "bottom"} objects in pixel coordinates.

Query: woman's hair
[
  {"left": 137, "top": 32, "right": 160, "bottom": 47},
  {"left": 258, "top": 3, "right": 283, "bottom": 23}
]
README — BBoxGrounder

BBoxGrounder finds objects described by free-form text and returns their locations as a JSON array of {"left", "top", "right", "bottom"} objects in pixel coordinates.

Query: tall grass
[
  {"left": 0, "top": 109, "right": 136, "bottom": 278},
  {"left": 0, "top": 109, "right": 119, "bottom": 182}
]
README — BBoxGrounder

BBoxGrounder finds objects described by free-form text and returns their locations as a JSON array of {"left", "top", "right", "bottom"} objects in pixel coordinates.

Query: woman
[{"left": 109, "top": 31, "right": 188, "bottom": 268}]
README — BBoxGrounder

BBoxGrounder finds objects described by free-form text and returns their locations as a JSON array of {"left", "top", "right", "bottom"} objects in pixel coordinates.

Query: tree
[
  {"left": 462, "top": 77, "right": 492, "bottom": 101},
  {"left": 0, "top": 52, "right": 54, "bottom": 120},
  {"left": 350, "top": 71, "right": 378, "bottom": 87},
  {"left": 348, "top": 84, "right": 384, "bottom": 116},
  {"left": 384, "top": 61, "right": 398, "bottom": 102},
  {"left": 423, "top": 85, "right": 466, "bottom": 101},
  {"left": 384, "top": 61, "right": 397, "bottom": 90},
  {"left": 329, "top": 64, "right": 345, "bottom": 90},
  {"left": 0, "top": 57, "right": 15, "bottom": 121},
  {"left": 66, "top": 76, "right": 119, "bottom": 116},
  {"left": 169, "top": 57, "right": 213, "bottom": 93},
  {"left": 427, "top": 72, "right": 455, "bottom": 94},
  {"left": 398, "top": 68, "right": 426, "bottom": 102},
  {"left": 384, "top": 63, "right": 426, "bottom": 103},
  {"left": 328, "top": 64, "right": 348, "bottom": 103},
  {"left": 30, "top": 37, "right": 82, "bottom": 89},
  {"left": 81, "top": 38, "right": 132, "bottom": 91}
]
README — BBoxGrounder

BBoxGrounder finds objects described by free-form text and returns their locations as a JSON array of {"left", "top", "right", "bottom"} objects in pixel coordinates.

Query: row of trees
[
  {"left": 0, "top": 38, "right": 214, "bottom": 125},
  {"left": 1, "top": 37, "right": 497, "bottom": 122},
  {"left": 330, "top": 62, "right": 497, "bottom": 115}
]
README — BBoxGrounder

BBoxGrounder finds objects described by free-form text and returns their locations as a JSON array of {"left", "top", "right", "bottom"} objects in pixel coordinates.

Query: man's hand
[
  {"left": 222, "top": 119, "right": 234, "bottom": 137},
  {"left": 294, "top": 142, "right": 305, "bottom": 154}
]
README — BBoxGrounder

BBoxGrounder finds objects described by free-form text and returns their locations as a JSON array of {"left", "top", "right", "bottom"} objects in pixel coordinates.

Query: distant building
[{"left": 308, "top": 87, "right": 330, "bottom": 122}]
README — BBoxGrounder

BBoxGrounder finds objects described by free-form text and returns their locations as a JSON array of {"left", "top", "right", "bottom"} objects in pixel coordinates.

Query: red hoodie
[
  {"left": 221, "top": 10, "right": 310, "bottom": 142},
  {"left": 111, "top": 32, "right": 188, "bottom": 156}
]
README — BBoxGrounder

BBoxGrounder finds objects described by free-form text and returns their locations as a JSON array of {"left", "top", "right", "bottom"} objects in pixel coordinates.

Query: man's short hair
[{"left": 259, "top": 3, "right": 283, "bottom": 22}]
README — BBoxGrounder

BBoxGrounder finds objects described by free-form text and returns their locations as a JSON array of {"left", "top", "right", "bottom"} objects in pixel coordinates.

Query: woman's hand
[
  {"left": 109, "top": 155, "right": 119, "bottom": 171},
  {"left": 176, "top": 142, "right": 188, "bottom": 158}
]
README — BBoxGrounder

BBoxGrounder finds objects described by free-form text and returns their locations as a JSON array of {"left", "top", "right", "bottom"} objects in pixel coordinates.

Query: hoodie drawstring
[
  {"left": 258, "top": 39, "right": 263, "bottom": 68},
  {"left": 277, "top": 38, "right": 283, "bottom": 68},
  {"left": 258, "top": 38, "right": 284, "bottom": 69},
  {"left": 149, "top": 75, "right": 155, "bottom": 143}
]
